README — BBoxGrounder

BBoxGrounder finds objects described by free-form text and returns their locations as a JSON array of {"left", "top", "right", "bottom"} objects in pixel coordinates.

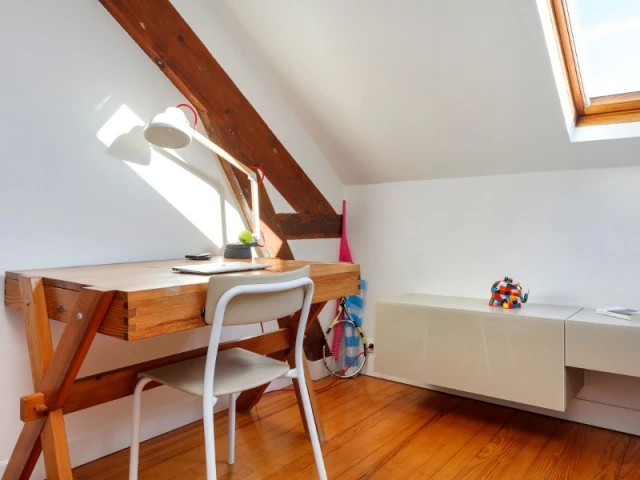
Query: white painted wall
[
  {"left": 211, "top": 0, "right": 640, "bottom": 185},
  {"left": 0, "top": 0, "right": 341, "bottom": 476},
  {"left": 347, "top": 167, "right": 640, "bottom": 433}
]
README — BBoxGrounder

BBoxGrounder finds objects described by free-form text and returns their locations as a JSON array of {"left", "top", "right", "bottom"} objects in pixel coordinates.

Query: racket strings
[{"left": 323, "top": 319, "right": 366, "bottom": 378}]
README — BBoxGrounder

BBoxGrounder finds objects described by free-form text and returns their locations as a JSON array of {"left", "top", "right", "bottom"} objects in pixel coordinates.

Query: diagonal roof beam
[{"left": 99, "top": 0, "right": 338, "bottom": 259}]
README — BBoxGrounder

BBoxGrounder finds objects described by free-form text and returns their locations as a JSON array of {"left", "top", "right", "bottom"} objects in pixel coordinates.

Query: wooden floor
[{"left": 73, "top": 376, "right": 640, "bottom": 480}]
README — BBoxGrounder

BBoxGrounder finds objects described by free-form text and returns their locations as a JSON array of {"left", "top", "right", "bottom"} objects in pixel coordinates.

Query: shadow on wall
[{"left": 96, "top": 104, "right": 245, "bottom": 250}]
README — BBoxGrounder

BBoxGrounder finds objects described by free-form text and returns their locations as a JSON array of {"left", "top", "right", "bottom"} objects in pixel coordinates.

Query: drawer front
[
  {"left": 566, "top": 322, "right": 640, "bottom": 377},
  {"left": 375, "top": 302, "right": 567, "bottom": 410}
]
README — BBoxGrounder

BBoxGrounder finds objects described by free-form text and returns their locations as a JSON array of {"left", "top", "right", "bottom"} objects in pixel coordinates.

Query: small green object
[{"left": 238, "top": 230, "right": 253, "bottom": 245}]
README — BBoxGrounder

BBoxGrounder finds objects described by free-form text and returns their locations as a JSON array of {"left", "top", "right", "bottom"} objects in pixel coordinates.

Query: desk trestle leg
[{"left": 3, "top": 276, "right": 114, "bottom": 480}]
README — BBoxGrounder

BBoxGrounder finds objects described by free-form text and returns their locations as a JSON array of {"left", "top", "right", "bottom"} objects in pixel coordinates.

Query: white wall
[
  {"left": 347, "top": 166, "right": 640, "bottom": 433},
  {"left": 0, "top": 0, "right": 341, "bottom": 476},
  {"left": 210, "top": 0, "right": 640, "bottom": 185}
]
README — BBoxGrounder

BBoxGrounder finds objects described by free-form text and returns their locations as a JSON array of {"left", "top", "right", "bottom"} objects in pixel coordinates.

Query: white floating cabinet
[{"left": 375, "top": 294, "right": 583, "bottom": 411}]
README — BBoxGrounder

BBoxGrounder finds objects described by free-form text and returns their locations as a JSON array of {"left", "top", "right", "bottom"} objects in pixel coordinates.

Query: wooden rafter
[
  {"left": 97, "top": 0, "right": 339, "bottom": 412},
  {"left": 98, "top": 0, "right": 339, "bottom": 258},
  {"left": 278, "top": 213, "right": 343, "bottom": 240}
]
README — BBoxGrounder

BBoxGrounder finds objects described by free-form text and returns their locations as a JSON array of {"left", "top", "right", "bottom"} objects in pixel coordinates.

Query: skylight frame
[{"left": 549, "top": 0, "right": 640, "bottom": 127}]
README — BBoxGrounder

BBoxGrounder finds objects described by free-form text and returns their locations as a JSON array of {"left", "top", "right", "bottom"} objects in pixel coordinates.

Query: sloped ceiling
[{"left": 211, "top": 0, "right": 640, "bottom": 185}]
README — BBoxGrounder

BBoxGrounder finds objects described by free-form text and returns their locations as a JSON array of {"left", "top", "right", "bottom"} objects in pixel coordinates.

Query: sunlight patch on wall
[
  {"left": 224, "top": 199, "right": 247, "bottom": 244},
  {"left": 96, "top": 104, "right": 227, "bottom": 248}
]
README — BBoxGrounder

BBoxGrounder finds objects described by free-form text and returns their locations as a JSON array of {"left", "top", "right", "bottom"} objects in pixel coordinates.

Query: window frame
[{"left": 549, "top": 0, "right": 640, "bottom": 126}]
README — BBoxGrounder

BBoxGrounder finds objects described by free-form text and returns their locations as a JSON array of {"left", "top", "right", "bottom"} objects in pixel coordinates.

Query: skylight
[{"left": 551, "top": 0, "right": 640, "bottom": 126}]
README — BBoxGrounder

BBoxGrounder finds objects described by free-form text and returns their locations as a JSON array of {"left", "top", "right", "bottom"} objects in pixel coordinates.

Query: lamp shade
[{"left": 143, "top": 107, "right": 193, "bottom": 149}]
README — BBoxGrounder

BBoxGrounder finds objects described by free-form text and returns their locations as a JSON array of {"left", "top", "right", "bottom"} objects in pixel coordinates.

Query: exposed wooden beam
[
  {"left": 97, "top": 0, "right": 335, "bottom": 410},
  {"left": 278, "top": 213, "right": 342, "bottom": 240},
  {"left": 98, "top": 0, "right": 336, "bottom": 260}
]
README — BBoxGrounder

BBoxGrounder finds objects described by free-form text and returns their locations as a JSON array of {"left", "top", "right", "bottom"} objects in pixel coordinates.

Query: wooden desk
[{"left": 3, "top": 257, "right": 360, "bottom": 479}]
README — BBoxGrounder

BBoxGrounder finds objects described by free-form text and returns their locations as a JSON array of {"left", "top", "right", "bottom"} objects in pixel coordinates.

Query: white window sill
[{"left": 570, "top": 120, "right": 640, "bottom": 143}]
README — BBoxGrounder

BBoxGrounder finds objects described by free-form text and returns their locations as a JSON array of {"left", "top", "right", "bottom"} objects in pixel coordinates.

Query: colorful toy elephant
[{"left": 489, "top": 277, "right": 530, "bottom": 309}]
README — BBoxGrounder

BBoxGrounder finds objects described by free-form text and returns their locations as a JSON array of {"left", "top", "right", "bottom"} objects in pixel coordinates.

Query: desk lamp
[{"left": 143, "top": 106, "right": 261, "bottom": 246}]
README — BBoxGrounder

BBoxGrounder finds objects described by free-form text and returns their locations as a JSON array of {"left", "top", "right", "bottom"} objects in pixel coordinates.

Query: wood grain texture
[
  {"left": 618, "top": 435, "right": 640, "bottom": 479},
  {"left": 21, "top": 392, "right": 47, "bottom": 422},
  {"left": 374, "top": 399, "right": 514, "bottom": 479},
  {"left": 521, "top": 422, "right": 580, "bottom": 479},
  {"left": 19, "top": 277, "right": 55, "bottom": 388},
  {"left": 97, "top": 0, "right": 338, "bottom": 260},
  {"left": 7, "top": 278, "right": 127, "bottom": 338},
  {"left": 5, "top": 259, "right": 356, "bottom": 477},
  {"left": 40, "top": 410, "right": 73, "bottom": 480},
  {"left": 21, "top": 329, "right": 291, "bottom": 422},
  {"left": 96, "top": 0, "right": 333, "bottom": 217},
  {"left": 5, "top": 288, "right": 115, "bottom": 480},
  {"left": 495, "top": 415, "right": 561, "bottom": 479},
  {"left": 1, "top": 418, "right": 46, "bottom": 480},
  {"left": 549, "top": 0, "right": 585, "bottom": 117},
  {"left": 448, "top": 411, "right": 535, "bottom": 479},
  {"left": 576, "top": 109, "right": 640, "bottom": 127},
  {"left": 277, "top": 213, "right": 343, "bottom": 240},
  {"left": 5, "top": 277, "right": 56, "bottom": 480},
  {"left": 72, "top": 377, "right": 640, "bottom": 480},
  {"left": 586, "top": 91, "right": 640, "bottom": 115},
  {"left": 592, "top": 431, "right": 631, "bottom": 479},
  {"left": 4, "top": 277, "right": 21, "bottom": 308},
  {"left": 38, "top": 288, "right": 115, "bottom": 410},
  {"left": 5, "top": 258, "right": 360, "bottom": 340}
]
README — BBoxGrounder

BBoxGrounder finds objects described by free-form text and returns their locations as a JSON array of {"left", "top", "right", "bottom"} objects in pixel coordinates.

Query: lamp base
[{"left": 223, "top": 242, "right": 255, "bottom": 259}]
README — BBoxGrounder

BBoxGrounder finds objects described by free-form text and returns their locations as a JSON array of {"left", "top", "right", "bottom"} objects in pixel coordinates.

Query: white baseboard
[{"left": 369, "top": 370, "right": 640, "bottom": 436}]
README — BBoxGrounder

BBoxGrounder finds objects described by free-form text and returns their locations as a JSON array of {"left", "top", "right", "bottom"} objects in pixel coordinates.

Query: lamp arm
[
  {"left": 191, "top": 130, "right": 261, "bottom": 242},
  {"left": 192, "top": 130, "right": 254, "bottom": 178}
]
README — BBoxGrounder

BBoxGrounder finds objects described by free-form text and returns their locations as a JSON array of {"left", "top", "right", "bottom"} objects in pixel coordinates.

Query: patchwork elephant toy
[{"left": 489, "top": 277, "right": 530, "bottom": 309}]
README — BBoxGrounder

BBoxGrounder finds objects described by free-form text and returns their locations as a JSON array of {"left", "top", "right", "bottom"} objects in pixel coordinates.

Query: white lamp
[{"left": 144, "top": 106, "right": 261, "bottom": 243}]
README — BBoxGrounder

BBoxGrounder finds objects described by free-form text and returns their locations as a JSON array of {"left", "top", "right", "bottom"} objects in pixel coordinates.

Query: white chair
[{"left": 128, "top": 266, "right": 327, "bottom": 480}]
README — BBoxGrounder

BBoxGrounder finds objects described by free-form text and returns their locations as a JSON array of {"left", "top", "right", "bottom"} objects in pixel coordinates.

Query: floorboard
[{"left": 73, "top": 376, "right": 640, "bottom": 480}]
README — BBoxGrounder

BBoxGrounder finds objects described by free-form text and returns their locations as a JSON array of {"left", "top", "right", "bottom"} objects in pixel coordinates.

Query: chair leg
[
  {"left": 129, "top": 377, "right": 153, "bottom": 480},
  {"left": 227, "top": 392, "right": 239, "bottom": 465},
  {"left": 203, "top": 394, "right": 218, "bottom": 479},
  {"left": 297, "top": 371, "right": 328, "bottom": 480}
]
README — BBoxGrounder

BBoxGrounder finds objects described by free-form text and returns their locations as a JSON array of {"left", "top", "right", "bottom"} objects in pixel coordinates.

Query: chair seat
[{"left": 139, "top": 348, "right": 291, "bottom": 397}]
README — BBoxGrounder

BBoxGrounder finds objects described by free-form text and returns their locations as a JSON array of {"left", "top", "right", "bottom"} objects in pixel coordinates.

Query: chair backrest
[{"left": 204, "top": 266, "right": 311, "bottom": 326}]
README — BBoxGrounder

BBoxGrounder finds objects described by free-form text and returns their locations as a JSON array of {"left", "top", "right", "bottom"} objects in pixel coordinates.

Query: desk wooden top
[{"left": 5, "top": 258, "right": 360, "bottom": 340}]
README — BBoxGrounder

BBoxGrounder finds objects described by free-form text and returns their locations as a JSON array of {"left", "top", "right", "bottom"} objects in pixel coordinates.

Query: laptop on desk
[{"left": 172, "top": 262, "right": 270, "bottom": 275}]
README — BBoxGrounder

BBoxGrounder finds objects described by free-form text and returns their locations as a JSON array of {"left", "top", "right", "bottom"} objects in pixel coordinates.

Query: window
[{"left": 550, "top": 0, "right": 640, "bottom": 126}]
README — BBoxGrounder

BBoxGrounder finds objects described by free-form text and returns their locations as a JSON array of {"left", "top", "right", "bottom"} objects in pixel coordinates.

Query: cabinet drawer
[{"left": 566, "top": 321, "right": 640, "bottom": 377}]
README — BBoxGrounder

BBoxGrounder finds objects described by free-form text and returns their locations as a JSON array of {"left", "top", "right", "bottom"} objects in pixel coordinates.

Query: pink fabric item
[
  {"left": 339, "top": 200, "right": 353, "bottom": 263},
  {"left": 332, "top": 201, "right": 352, "bottom": 360}
]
